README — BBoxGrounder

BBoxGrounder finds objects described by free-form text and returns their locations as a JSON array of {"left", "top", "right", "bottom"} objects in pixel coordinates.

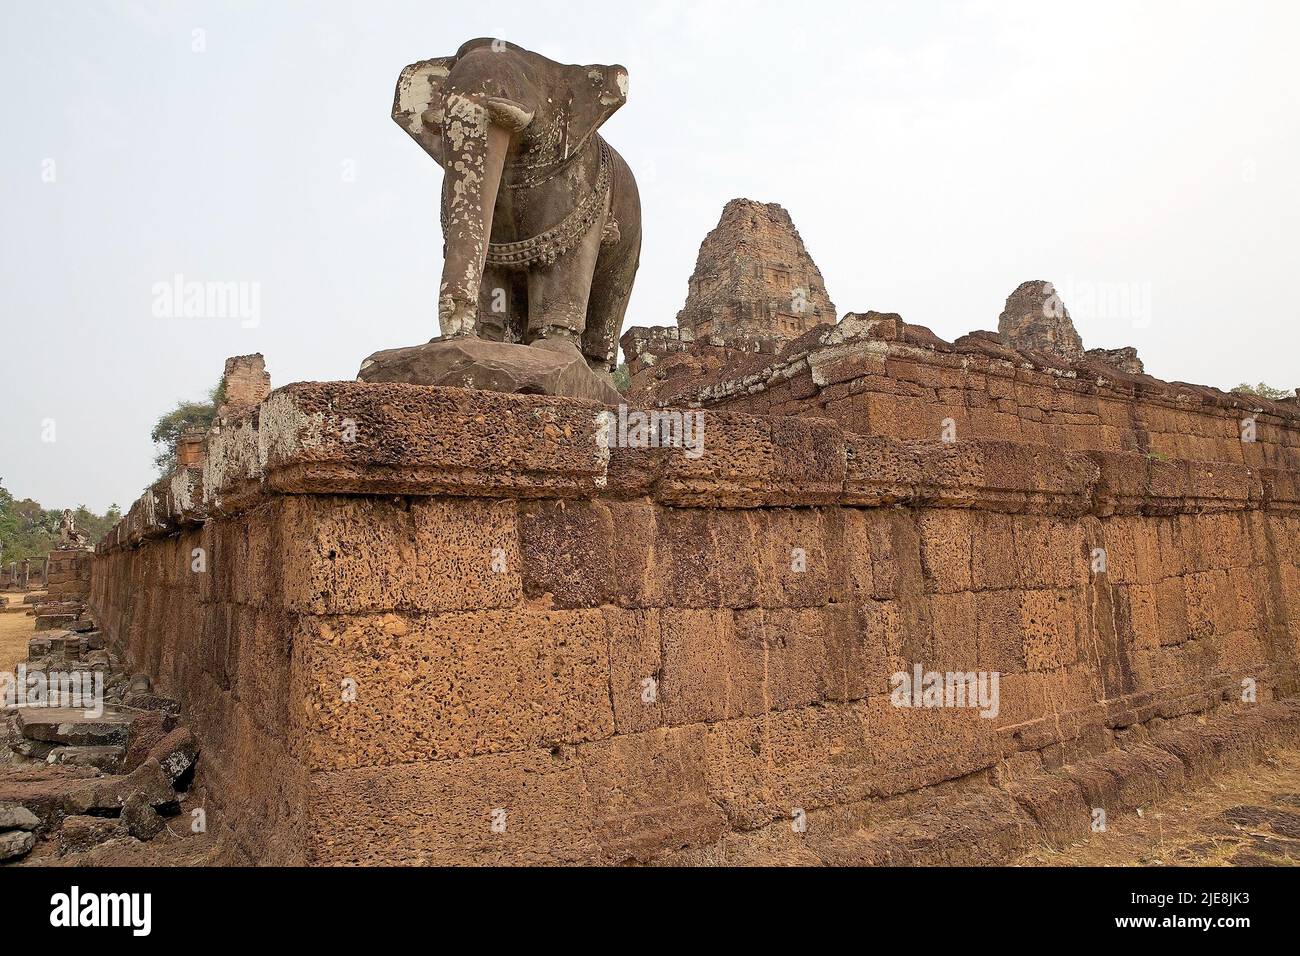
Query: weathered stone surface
[
  {"left": 998, "top": 279, "right": 1084, "bottom": 360},
  {"left": 357, "top": 336, "right": 621, "bottom": 404},
  {"left": 121, "top": 792, "right": 165, "bottom": 841},
  {"left": 126, "top": 674, "right": 152, "bottom": 696},
  {"left": 82, "top": 360, "right": 1300, "bottom": 867},
  {"left": 1085, "top": 346, "right": 1144, "bottom": 374},
  {"left": 34, "top": 613, "right": 76, "bottom": 631},
  {"left": 147, "top": 728, "right": 198, "bottom": 783},
  {"left": 123, "top": 693, "right": 181, "bottom": 717},
  {"left": 0, "top": 829, "right": 36, "bottom": 862},
  {"left": 16, "top": 708, "right": 133, "bottom": 747},
  {"left": 676, "top": 198, "right": 836, "bottom": 341},
  {"left": 0, "top": 802, "right": 40, "bottom": 831},
  {"left": 59, "top": 815, "right": 123, "bottom": 855},
  {"left": 123, "top": 758, "right": 182, "bottom": 808},
  {"left": 46, "top": 745, "right": 124, "bottom": 772},
  {"left": 119, "top": 710, "right": 179, "bottom": 774},
  {"left": 216, "top": 353, "right": 271, "bottom": 420}
]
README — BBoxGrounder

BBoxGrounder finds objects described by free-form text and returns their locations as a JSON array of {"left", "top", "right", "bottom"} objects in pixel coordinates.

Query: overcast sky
[{"left": 2, "top": 0, "right": 1297, "bottom": 513}]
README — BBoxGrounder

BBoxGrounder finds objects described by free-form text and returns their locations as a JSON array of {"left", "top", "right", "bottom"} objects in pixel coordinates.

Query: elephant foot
[
  {"left": 528, "top": 332, "right": 584, "bottom": 359},
  {"left": 357, "top": 337, "right": 623, "bottom": 405}
]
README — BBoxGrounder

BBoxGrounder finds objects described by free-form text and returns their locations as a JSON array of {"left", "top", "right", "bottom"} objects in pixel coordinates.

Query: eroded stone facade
[
  {"left": 85, "top": 380, "right": 1300, "bottom": 865},
  {"left": 998, "top": 279, "right": 1085, "bottom": 360},
  {"left": 676, "top": 199, "right": 835, "bottom": 341}
]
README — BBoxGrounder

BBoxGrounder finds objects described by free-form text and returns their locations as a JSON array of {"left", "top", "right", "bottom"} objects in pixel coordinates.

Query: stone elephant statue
[{"left": 393, "top": 38, "right": 641, "bottom": 374}]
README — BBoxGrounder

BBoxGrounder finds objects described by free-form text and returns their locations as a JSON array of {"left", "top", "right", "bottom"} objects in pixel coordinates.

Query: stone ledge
[{"left": 96, "top": 381, "right": 1300, "bottom": 555}]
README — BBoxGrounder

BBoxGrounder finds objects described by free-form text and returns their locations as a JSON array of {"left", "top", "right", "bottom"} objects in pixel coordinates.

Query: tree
[
  {"left": 150, "top": 382, "right": 224, "bottom": 475},
  {"left": 611, "top": 362, "right": 630, "bottom": 393},
  {"left": 1231, "top": 382, "right": 1291, "bottom": 401}
]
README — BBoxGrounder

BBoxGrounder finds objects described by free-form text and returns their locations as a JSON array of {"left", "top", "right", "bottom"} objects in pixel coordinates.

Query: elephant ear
[
  {"left": 559, "top": 62, "right": 629, "bottom": 152},
  {"left": 392, "top": 56, "right": 456, "bottom": 167}
]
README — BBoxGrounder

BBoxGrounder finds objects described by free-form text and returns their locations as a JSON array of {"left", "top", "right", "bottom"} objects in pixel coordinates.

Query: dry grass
[
  {"left": 1018, "top": 746, "right": 1300, "bottom": 866},
  {"left": 0, "top": 591, "right": 37, "bottom": 674}
]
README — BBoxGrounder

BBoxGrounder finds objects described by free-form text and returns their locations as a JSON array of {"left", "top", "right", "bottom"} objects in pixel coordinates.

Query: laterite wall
[{"left": 89, "top": 383, "right": 1300, "bottom": 864}]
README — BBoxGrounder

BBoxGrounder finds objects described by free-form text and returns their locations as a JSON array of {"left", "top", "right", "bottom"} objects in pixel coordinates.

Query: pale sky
[{"left": 2, "top": 0, "right": 1297, "bottom": 512}]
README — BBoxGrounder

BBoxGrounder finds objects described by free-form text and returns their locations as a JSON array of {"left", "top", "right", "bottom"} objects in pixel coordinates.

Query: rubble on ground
[{"left": 0, "top": 600, "right": 199, "bottom": 864}]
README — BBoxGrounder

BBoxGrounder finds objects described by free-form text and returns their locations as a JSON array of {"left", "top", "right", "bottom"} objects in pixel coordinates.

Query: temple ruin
[{"left": 4, "top": 42, "right": 1299, "bottom": 870}]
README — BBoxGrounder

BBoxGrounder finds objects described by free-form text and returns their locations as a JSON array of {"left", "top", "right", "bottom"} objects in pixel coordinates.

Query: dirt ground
[
  {"left": 0, "top": 591, "right": 38, "bottom": 674},
  {"left": 1018, "top": 746, "right": 1300, "bottom": 866}
]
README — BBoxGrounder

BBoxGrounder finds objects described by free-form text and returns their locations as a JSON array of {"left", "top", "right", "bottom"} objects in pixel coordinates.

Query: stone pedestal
[{"left": 357, "top": 337, "right": 622, "bottom": 405}]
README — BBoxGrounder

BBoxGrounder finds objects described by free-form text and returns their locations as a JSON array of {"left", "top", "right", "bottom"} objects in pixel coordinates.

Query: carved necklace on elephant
[{"left": 441, "top": 137, "right": 616, "bottom": 270}]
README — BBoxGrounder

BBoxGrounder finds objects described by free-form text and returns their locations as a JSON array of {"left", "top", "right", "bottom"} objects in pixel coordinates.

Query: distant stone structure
[
  {"left": 677, "top": 199, "right": 835, "bottom": 341},
  {"left": 56, "top": 509, "right": 89, "bottom": 549},
  {"left": 1085, "top": 346, "right": 1144, "bottom": 375},
  {"left": 215, "top": 354, "right": 272, "bottom": 421},
  {"left": 997, "top": 280, "right": 1084, "bottom": 360},
  {"left": 620, "top": 198, "right": 834, "bottom": 379}
]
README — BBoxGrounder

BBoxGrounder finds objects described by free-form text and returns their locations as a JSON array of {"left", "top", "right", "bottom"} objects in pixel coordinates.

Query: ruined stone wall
[
  {"left": 45, "top": 549, "right": 91, "bottom": 601},
  {"left": 637, "top": 314, "right": 1300, "bottom": 471},
  {"left": 90, "top": 505, "right": 304, "bottom": 864},
  {"left": 88, "top": 384, "right": 1300, "bottom": 864}
]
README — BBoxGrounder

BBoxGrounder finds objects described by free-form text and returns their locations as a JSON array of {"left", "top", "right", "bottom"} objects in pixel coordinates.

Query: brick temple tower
[{"left": 675, "top": 199, "right": 836, "bottom": 341}]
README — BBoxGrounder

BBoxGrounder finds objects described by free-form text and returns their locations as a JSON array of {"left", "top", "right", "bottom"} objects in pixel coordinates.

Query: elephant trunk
[{"left": 437, "top": 92, "right": 510, "bottom": 337}]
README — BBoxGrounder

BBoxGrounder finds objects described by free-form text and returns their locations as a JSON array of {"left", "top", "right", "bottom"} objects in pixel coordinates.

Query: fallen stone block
[
  {"left": 1002, "top": 773, "right": 1091, "bottom": 847},
  {"left": 35, "top": 613, "right": 77, "bottom": 632},
  {"left": 84, "top": 633, "right": 106, "bottom": 651},
  {"left": 1147, "top": 724, "right": 1220, "bottom": 785},
  {"left": 122, "top": 758, "right": 182, "bottom": 809},
  {"left": 32, "top": 601, "right": 81, "bottom": 616},
  {"left": 56, "top": 636, "right": 88, "bottom": 660},
  {"left": 1060, "top": 760, "right": 1122, "bottom": 813},
  {"left": 126, "top": 674, "right": 153, "bottom": 696},
  {"left": 46, "top": 745, "right": 124, "bottom": 773},
  {"left": 0, "top": 802, "right": 40, "bottom": 831},
  {"left": 16, "top": 708, "right": 133, "bottom": 748},
  {"left": 0, "top": 775, "right": 118, "bottom": 827},
  {"left": 121, "top": 792, "right": 165, "bottom": 840},
  {"left": 816, "top": 791, "right": 1035, "bottom": 866},
  {"left": 11, "top": 738, "right": 57, "bottom": 761},
  {"left": 119, "top": 711, "right": 179, "bottom": 774},
  {"left": 59, "top": 816, "right": 124, "bottom": 855},
  {"left": 26, "top": 637, "right": 52, "bottom": 661},
  {"left": 0, "top": 830, "right": 36, "bottom": 862},
  {"left": 85, "top": 650, "right": 111, "bottom": 669},
  {"left": 146, "top": 728, "right": 198, "bottom": 785}
]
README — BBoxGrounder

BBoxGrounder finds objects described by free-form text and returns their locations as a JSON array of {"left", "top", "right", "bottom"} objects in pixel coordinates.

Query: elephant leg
[
  {"left": 524, "top": 216, "right": 604, "bottom": 346},
  {"left": 477, "top": 266, "right": 527, "bottom": 343},
  {"left": 583, "top": 226, "right": 641, "bottom": 373},
  {"left": 582, "top": 143, "right": 641, "bottom": 372}
]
